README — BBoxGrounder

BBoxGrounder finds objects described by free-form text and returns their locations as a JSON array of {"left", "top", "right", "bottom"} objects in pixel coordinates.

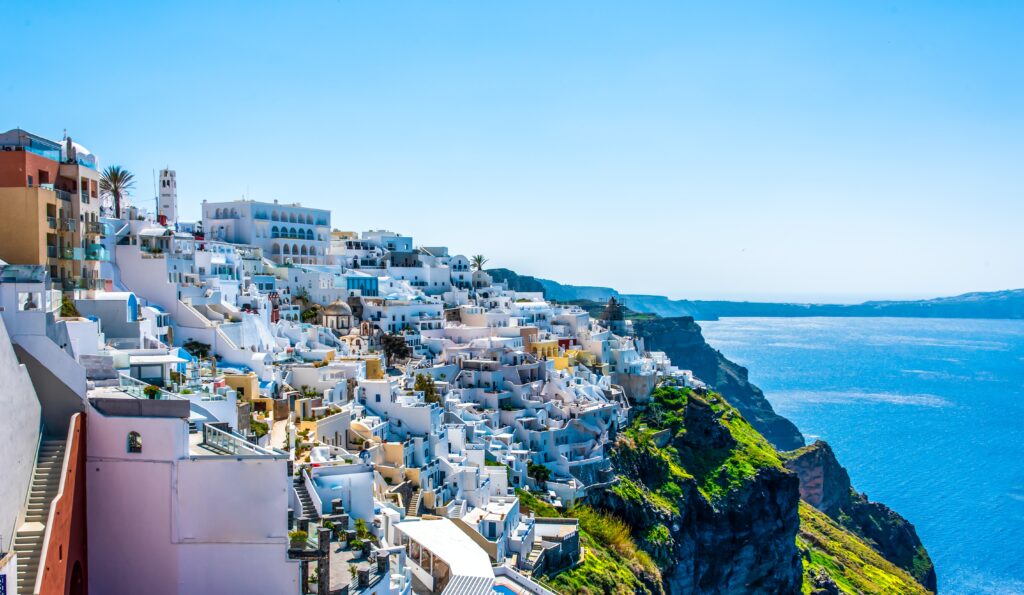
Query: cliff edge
[
  {"left": 633, "top": 316, "right": 805, "bottom": 451},
  {"left": 537, "top": 386, "right": 932, "bottom": 594}
]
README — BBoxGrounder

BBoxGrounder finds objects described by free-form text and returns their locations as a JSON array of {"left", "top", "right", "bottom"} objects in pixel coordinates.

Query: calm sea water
[{"left": 700, "top": 317, "right": 1024, "bottom": 595}]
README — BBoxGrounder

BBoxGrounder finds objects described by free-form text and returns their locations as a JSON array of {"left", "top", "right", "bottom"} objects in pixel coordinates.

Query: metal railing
[
  {"left": 202, "top": 423, "right": 279, "bottom": 456},
  {"left": 85, "top": 245, "right": 109, "bottom": 261},
  {"left": 118, "top": 374, "right": 183, "bottom": 400}
]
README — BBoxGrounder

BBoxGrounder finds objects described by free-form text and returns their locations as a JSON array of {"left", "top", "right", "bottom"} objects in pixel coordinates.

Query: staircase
[
  {"left": 524, "top": 541, "right": 545, "bottom": 571},
  {"left": 405, "top": 489, "right": 421, "bottom": 517},
  {"left": 446, "top": 500, "right": 467, "bottom": 520},
  {"left": 13, "top": 440, "right": 66, "bottom": 595},
  {"left": 294, "top": 477, "right": 319, "bottom": 521}
]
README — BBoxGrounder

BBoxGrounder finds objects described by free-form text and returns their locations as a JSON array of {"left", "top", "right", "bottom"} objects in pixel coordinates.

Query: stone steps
[{"left": 15, "top": 440, "right": 67, "bottom": 595}]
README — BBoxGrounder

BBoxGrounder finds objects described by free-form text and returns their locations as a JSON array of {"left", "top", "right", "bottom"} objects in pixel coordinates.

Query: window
[{"left": 127, "top": 431, "right": 142, "bottom": 453}]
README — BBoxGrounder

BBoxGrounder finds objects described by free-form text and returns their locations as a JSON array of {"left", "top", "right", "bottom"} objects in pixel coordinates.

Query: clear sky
[{"left": 3, "top": 1, "right": 1021, "bottom": 302}]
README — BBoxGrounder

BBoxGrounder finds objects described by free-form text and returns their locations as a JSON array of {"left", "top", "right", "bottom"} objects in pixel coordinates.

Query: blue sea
[{"left": 700, "top": 317, "right": 1024, "bottom": 595}]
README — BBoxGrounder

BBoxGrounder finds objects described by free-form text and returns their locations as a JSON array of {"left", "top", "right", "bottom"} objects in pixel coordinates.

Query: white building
[
  {"left": 85, "top": 386, "right": 297, "bottom": 595},
  {"left": 158, "top": 168, "right": 178, "bottom": 226},
  {"left": 202, "top": 199, "right": 331, "bottom": 266}
]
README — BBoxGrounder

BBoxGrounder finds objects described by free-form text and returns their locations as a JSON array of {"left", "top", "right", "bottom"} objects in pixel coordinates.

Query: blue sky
[{"left": 3, "top": 1, "right": 1021, "bottom": 301}]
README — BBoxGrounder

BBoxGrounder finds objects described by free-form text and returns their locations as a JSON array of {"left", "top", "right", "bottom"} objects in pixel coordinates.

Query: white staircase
[
  {"left": 13, "top": 440, "right": 66, "bottom": 595},
  {"left": 294, "top": 477, "right": 320, "bottom": 521},
  {"left": 447, "top": 500, "right": 467, "bottom": 520},
  {"left": 405, "top": 489, "right": 422, "bottom": 517}
]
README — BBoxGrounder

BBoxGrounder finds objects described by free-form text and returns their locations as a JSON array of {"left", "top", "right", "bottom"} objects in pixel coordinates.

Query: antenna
[{"left": 153, "top": 169, "right": 158, "bottom": 220}]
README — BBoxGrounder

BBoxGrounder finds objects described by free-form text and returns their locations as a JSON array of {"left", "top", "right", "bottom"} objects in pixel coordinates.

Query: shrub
[
  {"left": 289, "top": 530, "right": 307, "bottom": 545},
  {"left": 60, "top": 296, "right": 79, "bottom": 317}
]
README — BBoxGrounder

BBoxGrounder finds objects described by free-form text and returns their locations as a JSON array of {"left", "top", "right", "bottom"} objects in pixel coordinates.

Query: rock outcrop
[
  {"left": 784, "top": 441, "right": 937, "bottom": 591},
  {"left": 633, "top": 316, "right": 805, "bottom": 451},
  {"left": 587, "top": 388, "right": 803, "bottom": 593}
]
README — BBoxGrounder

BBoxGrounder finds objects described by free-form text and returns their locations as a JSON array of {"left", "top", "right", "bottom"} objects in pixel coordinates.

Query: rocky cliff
[
  {"left": 542, "top": 385, "right": 932, "bottom": 595},
  {"left": 783, "top": 441, "right": 937, "bottom": 591},
  {"left": 633, "top": 316, "right": 805, "bottom": 451}
]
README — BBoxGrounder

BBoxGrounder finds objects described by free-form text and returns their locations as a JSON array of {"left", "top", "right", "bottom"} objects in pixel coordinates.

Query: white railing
[{"left": 202, "top": 423, "right": 279, "bottom": 457}]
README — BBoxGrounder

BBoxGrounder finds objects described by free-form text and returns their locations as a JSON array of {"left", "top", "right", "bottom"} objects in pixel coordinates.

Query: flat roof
[
  {"left": 129, "top": 354, "right": 186, "bottom": 365},
  {"left": 394, "top": 518, "right": 493, "bottom": 579}
]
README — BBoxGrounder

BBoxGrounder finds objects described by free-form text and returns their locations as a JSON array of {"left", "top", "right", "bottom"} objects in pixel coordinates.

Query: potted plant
[
  {"left": 289, "top": 530, "right": 307, "bottom": 549},
  {"left": 143, "top": 385, "right": 161, "bottom": 399}
]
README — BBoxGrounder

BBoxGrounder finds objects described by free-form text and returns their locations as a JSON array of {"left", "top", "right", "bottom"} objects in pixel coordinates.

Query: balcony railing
[
  {"left": 60, "top": 247, "right": 84, "bottom": 260},
  {"left": 47, "top": 245, "right": 58, "bottom": 259},
  {"left": 85, "top": 244, "right": 109, "bottom": 261},
  {"left": 202, "top": 424, "right": 279, "bottom": 457},
  {"left": 47, "top": 217, "right": 57, "bottom": 229},
  {"left": 61, "top": 218, "right": 77, "bottom": 232},
  {"left": 119, "top": 374, "right": 182, "bottom": 400},
  {"left": 85, "top": 221, "right": 105, "bottom": 235}
]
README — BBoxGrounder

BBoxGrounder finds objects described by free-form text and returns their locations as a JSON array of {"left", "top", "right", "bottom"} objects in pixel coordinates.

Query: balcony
[
  {"left": 60, "top": 246, "right": 84, "bottom": 261},
  {"left": 61, "top": 218, "right": 77, "bottom": 232},
  {"left": 85, "top": 244, "right": 110, "bottom": 261},
  {"left": 200, "top": 423, "right": 282, "bottom": 457},
  {"left": 86, "top": 221, "right": 105, "bottom": 235},
  {"left": 80, "top": 191, "right": 91, "bottom": 204},
  {"left": 47, "top": 245, "right": 58, "bottom": 259},
  {"left": 38, "top": 184, "right": 73, "bottom": 202},
  {"left": 47, "top": 216, "right": 57, "bottom": 229}
]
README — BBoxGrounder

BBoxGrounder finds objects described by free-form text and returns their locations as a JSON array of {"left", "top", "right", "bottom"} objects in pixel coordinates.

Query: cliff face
[
  {"left": 784, "top": 442, "right": 937, "bottom": 591},
  {"left": 587, "top": 386, "right": 803, "bottom": 593},
  {"left": 555, "top": 386, "right": 934, "bottom": 595},
  {"left": 633, "top": 316, "right": 805, "bottom": 451}
]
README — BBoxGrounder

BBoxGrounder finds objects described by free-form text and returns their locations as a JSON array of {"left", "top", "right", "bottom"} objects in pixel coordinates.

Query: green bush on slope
[
  {"left": 526, "top": 386, "right": 932, "bottom": 594},
  {"left": 798, "top": 502, "right": 931, "bottom": 595},
  {"left": 515, "top": 489, "right": 661, "bottom": 595}
]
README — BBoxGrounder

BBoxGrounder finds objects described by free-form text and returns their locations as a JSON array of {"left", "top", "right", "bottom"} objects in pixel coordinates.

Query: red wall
[
  {"left": 0, "top": 151, "right": 59, "bottom": 188},
  {"left": 39, "top": 413, "right": 88, "bottom": 595}
]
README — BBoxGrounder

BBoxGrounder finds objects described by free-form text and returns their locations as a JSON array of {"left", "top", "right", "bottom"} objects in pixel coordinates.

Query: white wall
[
  {"left": 86, "top": 407, "right": 297, "bottom": 595},
  {"left": 0, "top": 316, "right": 42, "bottom": 552}
]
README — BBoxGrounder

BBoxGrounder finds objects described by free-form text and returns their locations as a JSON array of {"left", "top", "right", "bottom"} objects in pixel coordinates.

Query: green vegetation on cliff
[
  {"left": 529, "top": 385, "right": 933, "bottom": 594},
  {"left": 798, "top": 502, "right": 931, "bottom": 594},
  {"left": 516, "top": 489, "right": 660, "bottom": 595},
  {"left": 624, "top": 385, "right": 783, "bottom": 503}
]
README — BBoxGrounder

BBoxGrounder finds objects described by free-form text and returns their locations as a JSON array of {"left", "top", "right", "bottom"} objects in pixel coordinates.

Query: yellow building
[
  {"left": 528, "top": 338, "right": 559, "bottom": 359},
  {"left": 0, "top": 186, "right": 61, "bottom": 273},
  {"left": 224, "top": 372, "right": 260, "bottom": 401}
]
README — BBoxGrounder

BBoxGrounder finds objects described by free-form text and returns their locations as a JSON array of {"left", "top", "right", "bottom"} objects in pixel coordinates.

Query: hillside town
[{"left": 0, "top": 128, "right": 704, "bottom": 595}]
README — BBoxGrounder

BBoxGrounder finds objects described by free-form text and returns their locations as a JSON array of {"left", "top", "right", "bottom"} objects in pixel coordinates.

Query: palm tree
[
  {"left": 100, "top": 165, "right": 135, "bottom": 219},
  {"left": 470, "top": 254, "right": 488, "bottom": 271}
]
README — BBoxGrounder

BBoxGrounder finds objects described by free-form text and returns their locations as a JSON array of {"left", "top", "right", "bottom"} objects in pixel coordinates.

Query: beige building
[{"left": 0, "top": 129, "right": 106, "bottom": 290}]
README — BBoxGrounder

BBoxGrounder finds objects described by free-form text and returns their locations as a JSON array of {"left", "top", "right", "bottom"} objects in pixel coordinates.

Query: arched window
[
  {"left": 282, "top": 244, "right": 290, "bottom": 255},
  {"left": 305, "top": 229, "right": 313, "bottom": 240},
  {"left": 289, "top": 213, "right": 297, "bottom": 223},
  {"left": 214, "top": 208, "right": 222, "bottom": 218},
  {"left": 292, "top": 244, "right": 299, "bottom": 256},
  {"left": 272, "top": 243, "right": 281, "bottom": 254},
  {"left": 271, "top": 226, "right": 279, "bottom": 238},
  {"left": 300, "top": 245, "right": 308, "bottom": 256},
  {"left": 271, "top": 211, "right": 280, "bottom": 221},
  {"left": 290, "top": 227, "right": 298, "bottom": 238},
  {"left": 127, "top": 431, "right": 142, "bottom": 454}
]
